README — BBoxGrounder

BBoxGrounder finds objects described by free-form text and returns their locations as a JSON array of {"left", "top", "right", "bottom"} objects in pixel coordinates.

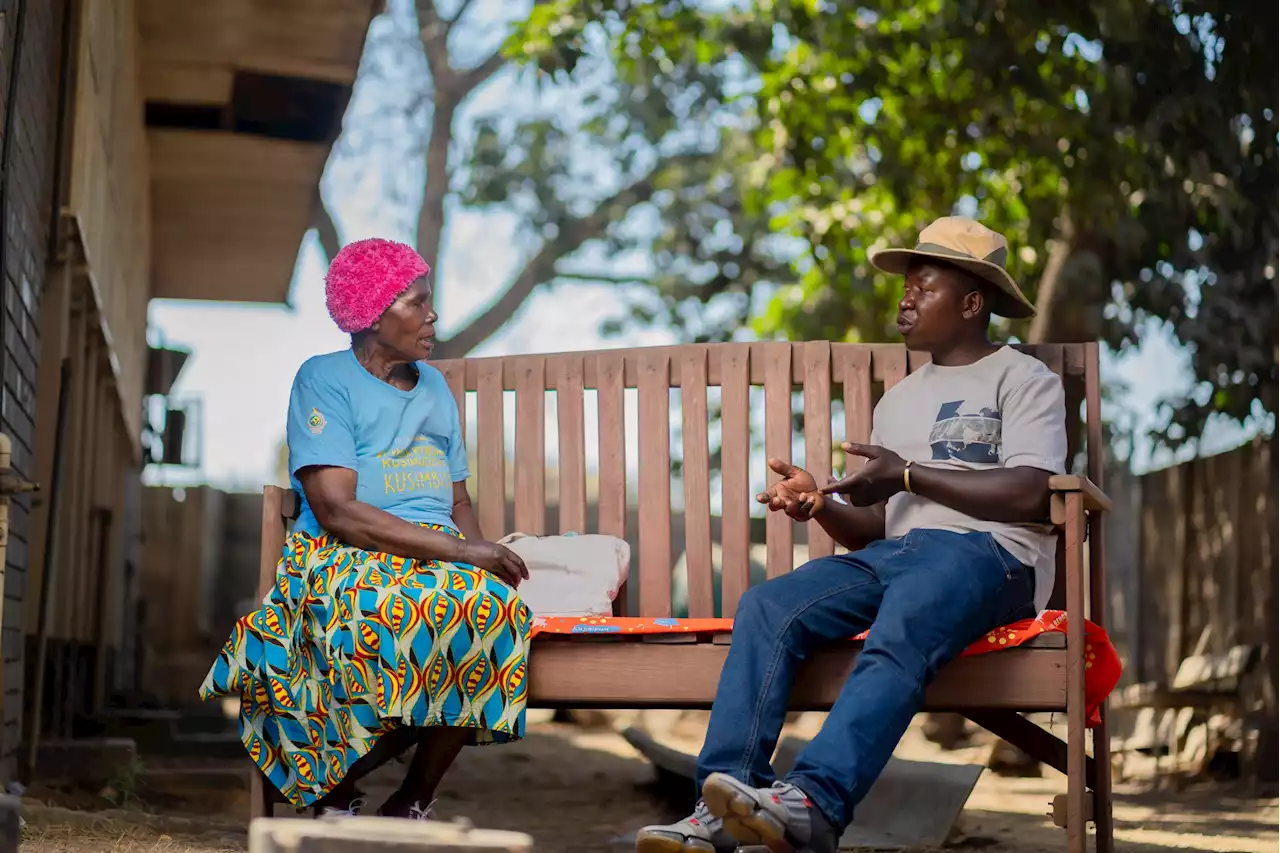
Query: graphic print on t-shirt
[{"left": 928, "top": 400, "right": 1002, "bottom": 464}]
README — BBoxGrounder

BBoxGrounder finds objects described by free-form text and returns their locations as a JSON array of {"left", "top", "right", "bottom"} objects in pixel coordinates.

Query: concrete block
[
  {"left": 171, "top": 705, "right": 242, "bottom": 735},
  {"left": 167, "top": 730, "right": 247, "bottom": 759},
  {"left": 140, "top": 766, "right": 249, "bottom": 792},
  {"left": 0, "top": 795, "right": 18, "bottom": 853},
  {"left": 98, "top": 707, "right": 183, "bottom": 724},
  {"left": 93, "top": 717, "right": 178, "bottom": 752},
  {"left": 249, "top": 817, "right": 534, "bottom": 852},
  {"left": 32, "top": 737, "right": 137, "bottom": 786}
]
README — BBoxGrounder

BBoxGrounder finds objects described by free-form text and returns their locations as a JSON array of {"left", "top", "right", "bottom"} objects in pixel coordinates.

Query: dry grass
[
  {"left": 22, "top": 824, "right": 240, "bottom": 853},
  {"left": 21, "top": 802, "right": 246, "bottom": 853}
]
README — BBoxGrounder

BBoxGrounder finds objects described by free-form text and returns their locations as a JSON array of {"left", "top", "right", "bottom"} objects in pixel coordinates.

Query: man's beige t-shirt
[{"left": 870, "top": 346, "right": 1067, "bottom": 611}]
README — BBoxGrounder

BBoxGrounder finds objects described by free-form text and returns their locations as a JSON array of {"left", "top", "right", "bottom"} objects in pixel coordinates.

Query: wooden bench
[
  {"left": 249, "top": 341, "right": 1115, "bottom": 853},
  {"left": 1111, "top": 642, "right": 1258, "bottom": 780}
]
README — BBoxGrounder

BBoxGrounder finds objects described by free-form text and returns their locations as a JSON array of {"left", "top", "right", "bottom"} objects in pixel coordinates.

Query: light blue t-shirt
[{"left": 286, "top": 350, "right": 468, "bottom": 537}]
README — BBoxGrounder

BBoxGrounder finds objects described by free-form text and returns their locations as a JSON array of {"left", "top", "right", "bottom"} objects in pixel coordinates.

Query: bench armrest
[{"left": 1048, "top": 474, "right": 1111, "bottom": 526}]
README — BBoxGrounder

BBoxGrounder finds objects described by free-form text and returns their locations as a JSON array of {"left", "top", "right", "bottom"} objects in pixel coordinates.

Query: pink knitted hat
[{"left": 324, "top": 238, "right": 431, "bottom": 333}]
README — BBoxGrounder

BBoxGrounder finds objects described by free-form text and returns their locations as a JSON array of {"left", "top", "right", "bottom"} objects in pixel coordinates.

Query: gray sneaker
[
  {"left": 701, "top": 773, "right": 838, "bottom": 853},
  {"left": 636, "top": 799, "right": 738, "bottom": 853}
]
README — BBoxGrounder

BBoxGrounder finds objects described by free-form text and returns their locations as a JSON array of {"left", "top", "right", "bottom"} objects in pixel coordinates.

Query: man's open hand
[
  {"left": 820, "top": 443, "right": 909, "bottom": 506},
  {"left": 756, "top": 458, "right": 825, "bottom": 520}
]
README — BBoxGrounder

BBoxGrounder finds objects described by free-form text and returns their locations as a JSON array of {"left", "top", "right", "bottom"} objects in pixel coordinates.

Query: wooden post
[
  {"left": 249, "top": 486, "right": 289, "bottom": 822},
  {"left": 1254, "top": 435, "right": 1274, "bottom": 778},
  {"left": 1065, "top": 492, "right": 1088, "bottom": 853},
  {"left": 1084, "top": 343, "right": 1114, "bottom": 850}
]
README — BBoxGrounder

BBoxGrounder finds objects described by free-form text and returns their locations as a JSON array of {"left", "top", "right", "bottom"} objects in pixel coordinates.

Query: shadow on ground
[
  {"left": 361, "top": 726, "right": 683, "bottom": 852},
  {"left": 18, "top": 721, "right": 1280, "bottom": 853}
]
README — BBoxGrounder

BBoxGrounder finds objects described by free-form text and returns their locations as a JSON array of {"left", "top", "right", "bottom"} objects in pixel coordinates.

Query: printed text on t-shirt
[{"left": 379, "top": 436, "right": 450, "bottom": 493}]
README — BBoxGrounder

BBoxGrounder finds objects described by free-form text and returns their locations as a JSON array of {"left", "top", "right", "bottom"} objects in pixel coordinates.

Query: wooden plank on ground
[
  {"left": 775, "top": 736, "right": 983, "bottom": 850},
  {"left": 623, "top": 727, "right": 983, "bottom": 851}
]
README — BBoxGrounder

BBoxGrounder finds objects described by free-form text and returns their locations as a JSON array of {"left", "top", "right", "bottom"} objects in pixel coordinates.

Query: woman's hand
[
  {"left": 459, "top": 540, "right": 530, "bottom": 588},
  {"left": 756, "top": 458, "right": 825, "bottom": 521}
]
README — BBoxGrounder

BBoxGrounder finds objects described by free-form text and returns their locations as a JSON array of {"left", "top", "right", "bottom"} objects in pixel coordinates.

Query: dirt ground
[{"left": 18, "top": 711, "right": 1279, "bottom": 852}]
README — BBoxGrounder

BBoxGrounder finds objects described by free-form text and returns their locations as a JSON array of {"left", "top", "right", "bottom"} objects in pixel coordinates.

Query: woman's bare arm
[
  {"left": 300, "top": 465, "right": 467, "bottom": 561},
  {"left": 451, "top": 480, "right": 484, "bottom": 542},
  {"left": 297, "top": 465, "right": 527, "bottom": 585}
]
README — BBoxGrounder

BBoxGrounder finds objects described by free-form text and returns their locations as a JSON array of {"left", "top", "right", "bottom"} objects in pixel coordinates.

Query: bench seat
[
  {"left": 527, "top": 610, "right": 1121, "bottom": 719},
  {"left": 528, "top": 638, "right": 1068, "bottom": 711}
]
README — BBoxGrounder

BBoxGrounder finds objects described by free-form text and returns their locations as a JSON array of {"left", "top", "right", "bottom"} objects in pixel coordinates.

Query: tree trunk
[
  {"left": 1026, "top": 233, "right": 1074, "bottom": 344},
  {"left": 416, "top": 97, "right": 456, "bottom": 280},
  {"left": 1026, "top": 221, "right": 1109, "bottom": 346},
  {"left": 314, "top": 201, "right": 342, "bottom": 263}
]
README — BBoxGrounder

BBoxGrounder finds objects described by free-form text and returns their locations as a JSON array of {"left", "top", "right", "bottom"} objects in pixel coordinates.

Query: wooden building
[{"left": 0, "top": 0, "right": 375, "bottom": 782}]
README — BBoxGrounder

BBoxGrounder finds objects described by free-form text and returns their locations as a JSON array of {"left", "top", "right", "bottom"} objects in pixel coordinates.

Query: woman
[{"left": 200, "top": 238, "right": 531, "bottom": 819}]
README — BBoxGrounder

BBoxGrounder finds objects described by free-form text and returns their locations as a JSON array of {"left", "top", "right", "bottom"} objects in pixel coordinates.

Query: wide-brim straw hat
[{"left": 869, "top": 216, "right": 1036, "bottom": 319}]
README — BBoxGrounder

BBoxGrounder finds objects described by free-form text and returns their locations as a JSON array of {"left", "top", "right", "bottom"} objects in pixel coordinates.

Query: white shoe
[
  {"left": 407, "top": 799, "right": 437, "bottom": 820},
  {"left": 320, "top": 797, "right": 365, "bottom": 819}
]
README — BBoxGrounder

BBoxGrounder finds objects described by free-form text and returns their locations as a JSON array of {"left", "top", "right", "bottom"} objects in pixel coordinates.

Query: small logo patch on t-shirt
[{"left": 308, "top": 408, "right": 327, "bottom": 435}]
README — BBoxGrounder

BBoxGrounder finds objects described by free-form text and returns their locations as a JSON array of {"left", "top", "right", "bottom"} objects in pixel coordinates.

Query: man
[{"left": 636, "top": 217, "right": 1067, "bottom": 853}]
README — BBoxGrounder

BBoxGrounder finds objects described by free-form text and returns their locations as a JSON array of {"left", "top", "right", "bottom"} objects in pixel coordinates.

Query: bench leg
[
  {"left": 1091, "top": 709, "right": 1115, "bottom": 853},
  {"left": 249, "top": 764, "right": 275, "bottom": 822},
  {"left": 965, "top": 709, "right": 1096, "bottom": 778},
  {"left": 1065, "top": 497, "right": 1088, "bottom": 853},
  {"left": 973, "top": 709, "right": 1117, "bottom": 852}
]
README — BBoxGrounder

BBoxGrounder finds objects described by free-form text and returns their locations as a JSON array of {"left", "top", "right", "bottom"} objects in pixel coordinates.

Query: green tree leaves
[{"left": 516, "top": 0, "right": 1276, "bottom": 444}]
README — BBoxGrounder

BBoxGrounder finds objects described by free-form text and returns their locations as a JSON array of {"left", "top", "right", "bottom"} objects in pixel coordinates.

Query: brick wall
[{"left": 0, "top": 0, "right": 64, "bottom": 778}]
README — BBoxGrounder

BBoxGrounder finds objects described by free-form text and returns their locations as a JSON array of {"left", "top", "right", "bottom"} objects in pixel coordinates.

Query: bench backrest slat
[
  {"left": 637, "top": 350, "right": 674, "bottom": 616},
  {"left": 596, "top": 352, "right": 628, "bottom": 539},
  {"left": 719, "top": 345, "right": 753, "bottom": 617},
  {"left": 595, "top": 352, "right": 629, "bottom": 613},
  {"left": 440, "top": 362, "right": 467, "bottom": 436},
  {"left": 762, "top": 342, "right": 795, "bottom": 580},
  {"left": 261, "top": 342, "right": 1101, "bottom": 619},
  {"left": 476, "top": 360, "right": 506, "bottom": 538},
  {"left": 1084, "top": 343, "right": 1106, "bottom": 621},
  {"left": 514, "top": 357, "right": 547, "bottom": 536},
  {"left": 680, "top": 348, "right": 715, "bottom": 617},
  {"left": 801, "top": 341, "right": 834, "bottom": 560},
  {"left": 840, "top": 347, "right": 874, "bottom": 467},
  {"left": 882, "top": 346, "right": 909, "bottom": 390},
  {"left": 555, "top": 355, "right": 588, "bottom": 534}
]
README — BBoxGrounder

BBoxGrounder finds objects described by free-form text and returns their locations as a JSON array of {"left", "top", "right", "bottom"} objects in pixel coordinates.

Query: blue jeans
[{"left": 695, "top": 529, "right": 1036, "bottom": 830}]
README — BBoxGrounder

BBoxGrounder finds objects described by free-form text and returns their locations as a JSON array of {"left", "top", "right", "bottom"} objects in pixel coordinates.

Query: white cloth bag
[{"left": 496, "top": 532, "right": 630, "bottom": 618}]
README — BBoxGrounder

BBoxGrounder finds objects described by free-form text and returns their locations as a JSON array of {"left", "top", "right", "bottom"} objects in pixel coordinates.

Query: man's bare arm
[
  {"left": 822, "top": 443, "right": 1051, "bottom": 523},
  {"left": 907, "top": 464, "right": 1051, "bottom": 523},
  {"left": 811, "top": 498, "right": 885, "bottom": 551}
]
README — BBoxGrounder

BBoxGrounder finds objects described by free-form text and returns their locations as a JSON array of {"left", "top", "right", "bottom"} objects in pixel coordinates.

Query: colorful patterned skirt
[{"left": 199, "top": 524, "right": 531, "bottom": 807}]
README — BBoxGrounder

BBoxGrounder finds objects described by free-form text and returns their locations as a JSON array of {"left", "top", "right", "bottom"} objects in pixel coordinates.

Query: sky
[{"left": 144, "top": 1, "right": 1260, "bottom": 495}]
